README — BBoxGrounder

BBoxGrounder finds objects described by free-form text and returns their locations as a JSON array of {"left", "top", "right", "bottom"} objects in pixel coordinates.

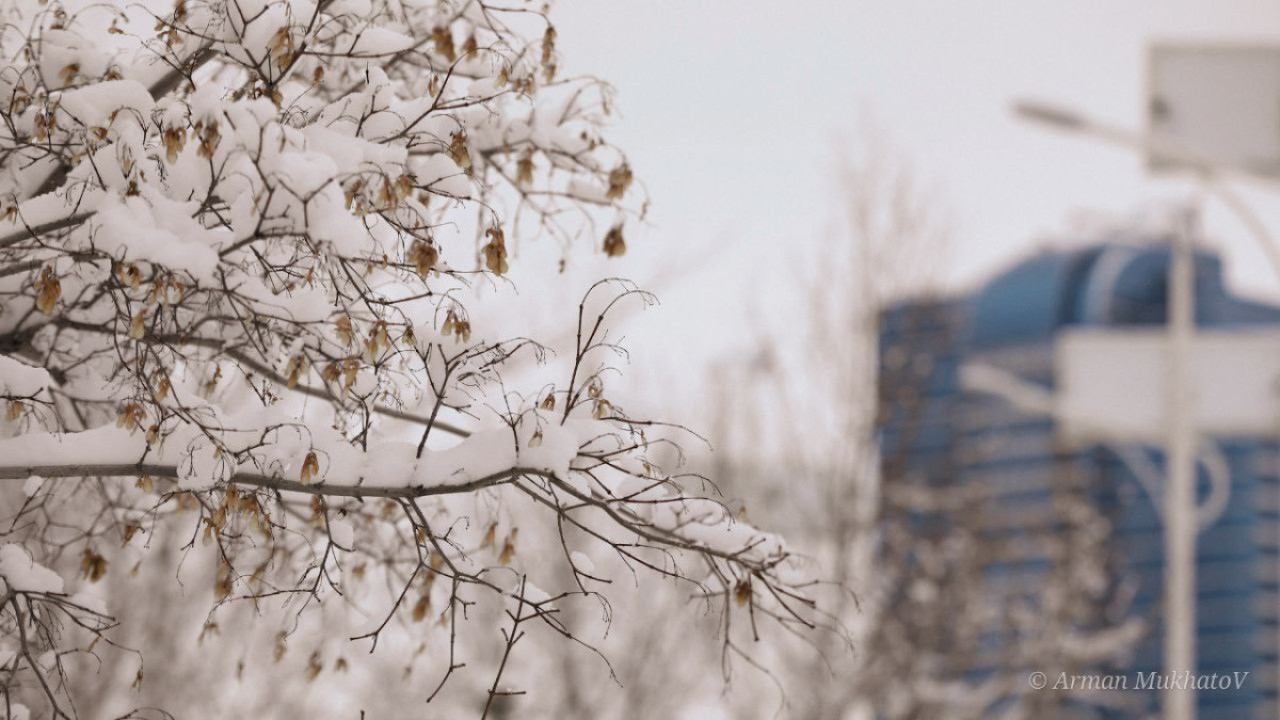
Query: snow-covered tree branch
[{"left": 0, "top": 1, "right": 815, "bottom": 716}]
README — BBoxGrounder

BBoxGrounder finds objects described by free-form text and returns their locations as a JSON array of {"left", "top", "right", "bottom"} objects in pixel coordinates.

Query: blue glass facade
[{"left": 878, "top": 242, "right": 1280, "bottom": 718}]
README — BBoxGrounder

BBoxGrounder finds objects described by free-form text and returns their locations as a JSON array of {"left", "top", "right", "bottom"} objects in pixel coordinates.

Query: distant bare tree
[{"left": 705, "top": 130, "right": 1141, "bottom": 719}]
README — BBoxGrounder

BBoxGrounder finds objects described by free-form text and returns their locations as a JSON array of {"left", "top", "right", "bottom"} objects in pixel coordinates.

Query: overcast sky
[{"left": 550, "top": 0, "right": 1280, "bottom": 399}]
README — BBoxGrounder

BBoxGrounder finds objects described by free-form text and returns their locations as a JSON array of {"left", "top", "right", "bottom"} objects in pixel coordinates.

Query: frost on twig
[{"left": 0, "top": 0, "right": 816, "bottom": 714}]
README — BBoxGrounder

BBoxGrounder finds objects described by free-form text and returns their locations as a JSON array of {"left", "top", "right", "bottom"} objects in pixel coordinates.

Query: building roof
[{"left": 966, "top": 241, "right": 1280, "bottom": 349}]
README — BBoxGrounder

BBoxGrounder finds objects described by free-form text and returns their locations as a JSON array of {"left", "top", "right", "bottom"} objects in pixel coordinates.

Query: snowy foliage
[{"left": 0, "top": 1, "right": 815, "bottom": 715}]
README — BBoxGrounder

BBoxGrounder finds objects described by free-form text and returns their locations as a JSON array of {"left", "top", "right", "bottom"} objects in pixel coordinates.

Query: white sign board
[
  {"left": 1055, "top": 328, "right": 1280, "bottom": 444},
  {"left": 1148, "top": 44, "right": 1280, "bottom": 177}
]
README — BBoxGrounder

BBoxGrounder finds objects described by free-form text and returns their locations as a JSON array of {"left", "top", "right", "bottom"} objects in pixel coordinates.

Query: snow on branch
[{"left": 0, "top": 1, "right": 815, "bottom": 714}]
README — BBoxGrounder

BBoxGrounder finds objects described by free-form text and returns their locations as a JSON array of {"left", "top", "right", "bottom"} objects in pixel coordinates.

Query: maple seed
[
  {"left": 432, "top": 26, "right": 455, "bottom": 62},
  {"left": 607, "top": 164, "right": 633, "bottom": 199},
  {"left": 592, "top": 398, "right": 612, "bottom": 420},
  {"left": 412, "top": 595, "right": 431, "bottom": 622},
  {"left": 334, "top": 314, "right": 354, "bottom": 346},
  {"left": 196, "top": 121, "right": 221, "bottom": 159},
  {"left": 117, "top": 402, "right": 146, "bottom": 431},
  {"left": 128, "top": 309, "right": 147, "bottom": 339},
  {"left": 58, "top": 63, "right": 80, "bottom": 85},
  {"left": 407, "top": 239, "right": 438, "bottom": 278},
  {"left": 498, "top": 528, "right": 518, "bottom": 565},
  {"left": 285, "top": 355, "right": 308, "bottom": 388},
  {"left": 442, "top": 309, "right": 472, "bottom": 344},
  {"left": 81, "top": 548, "right": 108, "bottom": 582},
  {"left": 34, "top": 267, "right": 60, "bottom": 314},
  {"left": 300, "top": 451, "right": 320, "bottom": 485},
  {"left": 482, "top": 226, "right": 509, "bottom": 275},
  {"left": 603, "top": 226, "right": 626, "bottom": 257},
  {"left": 267, "top": 26, "right": 294, "bottom": 66},
  {"left": 163, "top": 127, "right": 186, "bottom": 163},
  {"left": 448, "top": 131, "right": 471, "bottom": 172},
  {"left": 541, "top": 26, "right": 557, "bottom": 67},
  {"left": 516, "top": 150, "right": 534, "bottom": 187}
]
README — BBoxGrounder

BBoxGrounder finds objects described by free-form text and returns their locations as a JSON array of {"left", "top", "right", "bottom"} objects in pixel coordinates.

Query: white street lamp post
[{"left": 1008, "top": 98, "right": 1276, "bottom": 720}]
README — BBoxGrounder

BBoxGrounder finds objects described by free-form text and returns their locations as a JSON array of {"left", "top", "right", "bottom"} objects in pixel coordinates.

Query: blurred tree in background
[{"left": 665, "top": 134, "right": 1142, "bottom": 719}]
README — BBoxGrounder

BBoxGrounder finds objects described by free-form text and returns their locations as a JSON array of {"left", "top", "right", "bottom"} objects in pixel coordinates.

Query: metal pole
[
  {"left": 1013, "top": 99, "right": 1280, "bottom": 282},
  {"left": 1165, "top": 205, "right": 1198, "bottom": 720}
]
